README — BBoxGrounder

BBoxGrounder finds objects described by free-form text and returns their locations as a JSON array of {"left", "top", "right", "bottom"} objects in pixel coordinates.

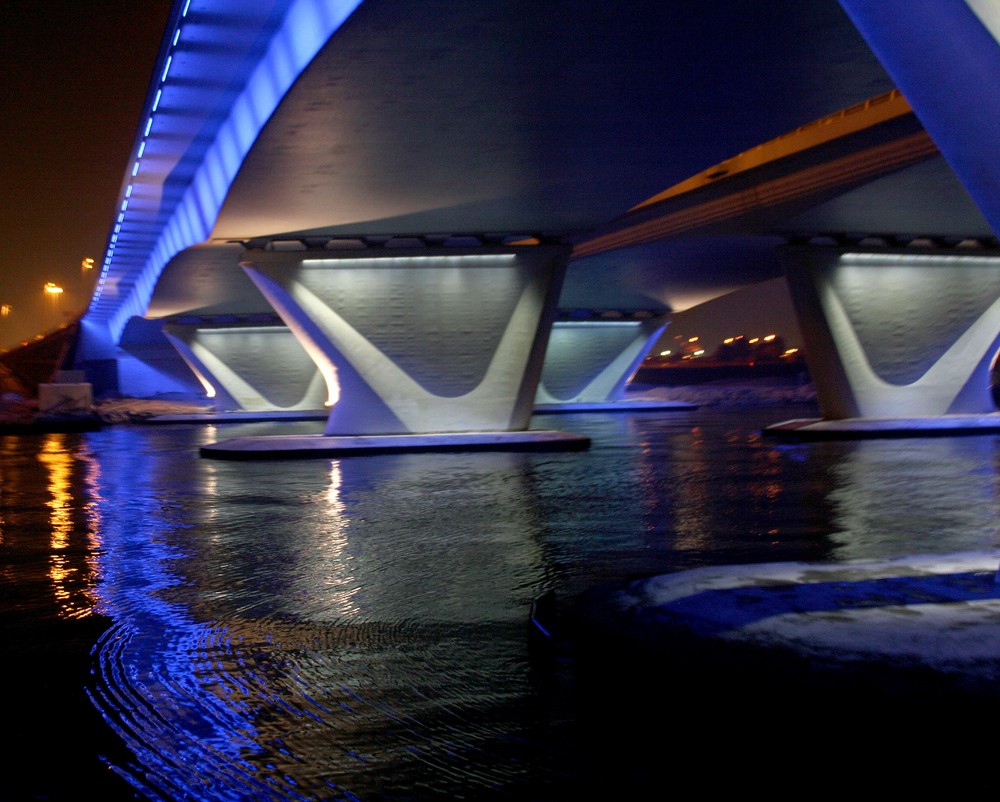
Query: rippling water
[{"left": 4, "top": 403, "right": 1000, "bottom": 800}]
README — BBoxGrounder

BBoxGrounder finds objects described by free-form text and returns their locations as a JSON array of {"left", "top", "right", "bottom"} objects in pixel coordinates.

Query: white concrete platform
[
  {"left": 200, "top": 429, "right": 591, "bottom": 459},
  {"left": 765, "top": 413, "right": 1000, "bottom": 440},
  {"left": 534, "top": 400, "right": 697, "bottom": 413},
  {"left": 146, "top": 410, "right": 329, "bottom": 424},
  {"left": 605, "top": 550, "right": 1000, "bottom": 685},
  {"left": 148, "top": 401, "right": 696, "bottom": 425}
]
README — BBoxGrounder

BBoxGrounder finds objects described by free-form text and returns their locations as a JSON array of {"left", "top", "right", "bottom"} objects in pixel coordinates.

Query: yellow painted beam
[{"left": 630, "top": 89, "right": 915, "bottom": 212}]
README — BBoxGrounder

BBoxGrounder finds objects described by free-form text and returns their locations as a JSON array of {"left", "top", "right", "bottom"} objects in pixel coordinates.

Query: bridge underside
[{"left": 71, "top": 0, "right": 1000, "bottom": 440}]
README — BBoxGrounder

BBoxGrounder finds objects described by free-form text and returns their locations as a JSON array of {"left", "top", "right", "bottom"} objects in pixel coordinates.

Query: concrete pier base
[
  {"left": 200, "top": 429, "right": 590, "bottom": 459},
  {"left": 765, "top": 412, "right": 1000, "bottom": 440},
  {"left": 534, "top": 400, "right": 696, "bottom": 413}
]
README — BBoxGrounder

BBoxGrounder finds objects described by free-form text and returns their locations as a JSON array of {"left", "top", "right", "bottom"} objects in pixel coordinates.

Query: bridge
[{"left": 70, "top": 0, "right": 1000, "bottom": 441}]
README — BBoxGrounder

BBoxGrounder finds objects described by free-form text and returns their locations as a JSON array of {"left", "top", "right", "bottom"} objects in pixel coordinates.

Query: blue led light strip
[{"left": 88, "top": 0, "right": 366, "bottom": 341}]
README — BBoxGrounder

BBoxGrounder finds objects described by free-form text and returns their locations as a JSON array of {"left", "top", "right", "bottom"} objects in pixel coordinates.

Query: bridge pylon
[
  {"left": 237, "top": 242, "right": 570, "bottom": 436},
  {"left": 777, "top": 243, "right": 1000, "bottom": 435}
]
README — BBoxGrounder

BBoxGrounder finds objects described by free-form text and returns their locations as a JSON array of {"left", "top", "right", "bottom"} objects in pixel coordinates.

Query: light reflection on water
[{"left": 4, "top": 406, "right": 1000, "bottom": 799}]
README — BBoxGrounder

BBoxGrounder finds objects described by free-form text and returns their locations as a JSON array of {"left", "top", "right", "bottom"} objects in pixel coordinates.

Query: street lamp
[
  {"left": 80, "top": 257, "right": 95, "bottom": 310},
  {"left": 44, "top": 282, "right": 63, "bottom": 330}
]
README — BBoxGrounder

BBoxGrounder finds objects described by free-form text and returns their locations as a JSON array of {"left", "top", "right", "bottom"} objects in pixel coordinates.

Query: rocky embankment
[{"left": 1, "top": 395, "right": 212, "bottom": 425}]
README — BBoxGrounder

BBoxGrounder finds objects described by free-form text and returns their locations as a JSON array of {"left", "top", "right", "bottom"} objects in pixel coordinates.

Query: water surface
[{"left": 4, "top": 403, "right": 1000, "bottom": 799}]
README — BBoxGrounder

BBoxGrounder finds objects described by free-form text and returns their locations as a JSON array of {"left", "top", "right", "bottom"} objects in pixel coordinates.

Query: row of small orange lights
[{"left": 659, "top": 333, "right": 799, "bottom": 359}]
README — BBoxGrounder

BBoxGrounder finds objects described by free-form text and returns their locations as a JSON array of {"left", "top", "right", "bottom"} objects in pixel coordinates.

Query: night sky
[{"left": 0, "top": 1, "right": 172, "bottom": 349}]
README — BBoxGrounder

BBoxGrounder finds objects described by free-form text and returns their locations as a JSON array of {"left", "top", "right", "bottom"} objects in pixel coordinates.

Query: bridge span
[{"left": 71, "top": 0, "right": 1000, "bottom": 438}]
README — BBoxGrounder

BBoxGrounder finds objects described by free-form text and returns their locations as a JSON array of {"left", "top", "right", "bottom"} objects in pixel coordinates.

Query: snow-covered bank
[
  {"left": 93, "top": 397, "right": 213, "bottom": 423},
  {"left": 0, "top": 394, "right": 212, "bottom": 425}
]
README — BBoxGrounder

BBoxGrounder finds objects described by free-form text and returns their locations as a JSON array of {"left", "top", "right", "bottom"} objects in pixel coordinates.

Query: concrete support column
[
  {"left": 163, "top": 324, "right": 329, "bottom": 412},
  {"left": 536, "top": 316, "right": 668, "bottom": 404},
  {"left": 784, "top": 246, "right": 1000, "bottom": 419},
  {"left": 837, "top": 0, "right": 1000, "bottom": 236},
  {"left": 239, "top": 245, "right": 569, "bottom": 435}
]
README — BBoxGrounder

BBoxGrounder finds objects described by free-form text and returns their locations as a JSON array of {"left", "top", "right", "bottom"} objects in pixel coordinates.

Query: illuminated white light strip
[
  {"left": 187, "top": 363, "right": 217, "bottom": 398},
  {"left": 301, "top": 254, "right": 518, "bottom": 267},
  {"left": 842, "top": 252, "right": 1000, "bottom": 266},
  {"left": 198, "top": 326, "right": 289, "bottom": 335},
  {"left": 554, "top": 320, "right": 642, "bottom": 328}
]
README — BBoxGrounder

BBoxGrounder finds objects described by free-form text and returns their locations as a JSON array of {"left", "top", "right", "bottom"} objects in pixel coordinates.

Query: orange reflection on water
[
  {"left": 39, "top": 435, "right": 74, "bottom": 547},
  {"left": 37, "top": 433, "right": 102, "bottom": 620},
  {"left": 0, "top": 438, "right": 13, "bottom": 545}
]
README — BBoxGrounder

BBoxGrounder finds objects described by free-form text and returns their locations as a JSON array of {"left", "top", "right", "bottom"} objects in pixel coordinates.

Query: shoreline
[{"left": 1, "top": 376, "right": 820, "bottom": 429}]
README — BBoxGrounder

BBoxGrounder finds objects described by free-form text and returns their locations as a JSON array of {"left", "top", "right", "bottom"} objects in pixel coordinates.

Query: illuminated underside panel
[
  {"left": 537, "top": 319, "right": 668, "bottom": 404},
  {"left": 163, "top": 325, "right": 329, "bottom": 411},
  {"left": 239, "top": 246, "right": 569, "bottom": 434},
  {"left": 784, "top": 247, "right": 1000, "bottom": 419}
]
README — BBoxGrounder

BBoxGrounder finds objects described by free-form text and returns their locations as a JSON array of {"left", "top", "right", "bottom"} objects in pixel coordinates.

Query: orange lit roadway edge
[{"left": 572, "top": 91, "right": 941, "bottom": 259}]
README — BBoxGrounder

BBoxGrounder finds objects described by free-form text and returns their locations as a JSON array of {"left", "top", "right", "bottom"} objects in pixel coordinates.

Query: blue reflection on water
[{"left": 6, "top": 406, "right": 1000, "bottom": 799}]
